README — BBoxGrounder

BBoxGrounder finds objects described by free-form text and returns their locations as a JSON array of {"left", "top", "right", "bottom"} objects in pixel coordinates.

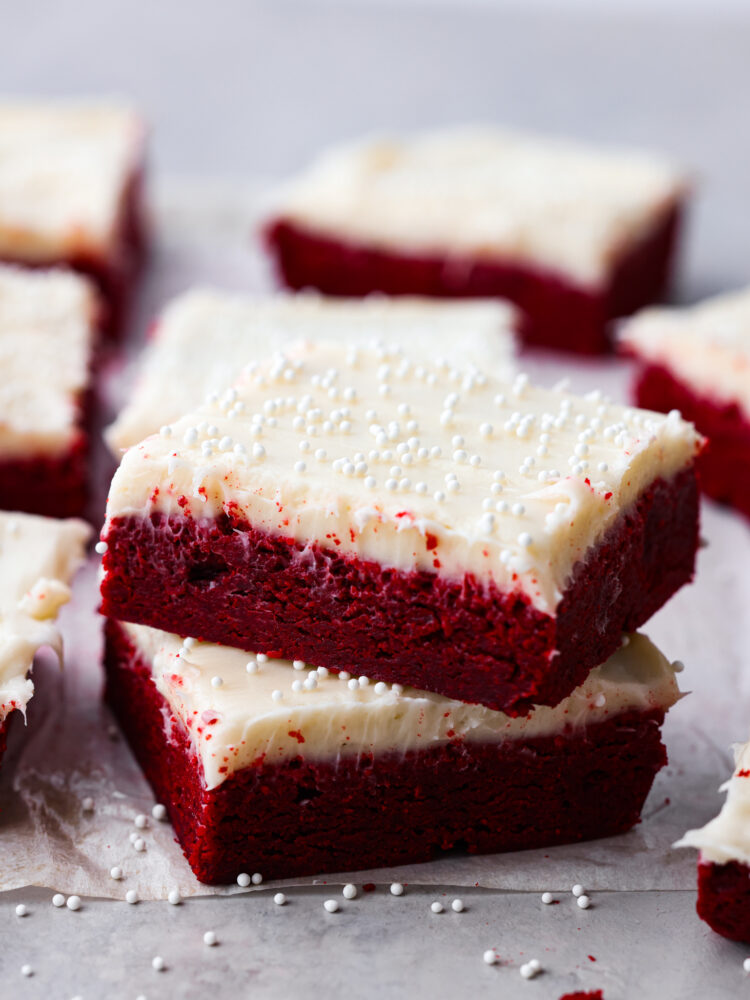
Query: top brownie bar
[{"left": 100, "top": 340, "right": 702, "bottom": 713}]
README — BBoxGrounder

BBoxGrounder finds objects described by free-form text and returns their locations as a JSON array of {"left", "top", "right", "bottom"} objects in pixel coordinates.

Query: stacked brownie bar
[
  {"left": 106, "top": 289, "right": 517, "bottom": 453},
  {"left": 100, "top": 339, "right": 702, "bottom": 883},
  {"left": 0, "top": 265, "right": 99, "bottom": 517},
  {"left": 677, "top": 740, "right": 750, "bottom": 943},
  {"left": 622, "top": 286, "right": 750, "bottom": 519},
  {"left": 0, "top": 510, "right": 90, "bottom": 770},
  {"left": 264, "top": 127, "right": 687, "bottom": 354},
  {"left": 0, "top": 100, "right": 147, "bottom": 337}
]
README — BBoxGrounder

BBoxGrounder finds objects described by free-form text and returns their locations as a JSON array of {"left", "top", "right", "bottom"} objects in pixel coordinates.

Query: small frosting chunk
[
  {"left": 123, "top": 622, "right": 681, "bottom": 789},
  {"left": 621, "top": 285, "right": 750, "bottom": 417},
  {"left": 0, "top": 101, "right": 143, "bottom": 260},
  {"left": 105, "top": 290, "right": 517, "bottom": 452},
  {"left": 0, "top": 511, "right": 90, "bottom": 722},
  {"left": 677, "top": 740, "right": 750, "bottom": 866},
  {"left": 268, "top": 126, "right": 686, "bottom": 285},
  {"left": 0, "top": 266, "right": 96, "bottom": 457},
  {"left": 104, "top": 339, "right": 702, "bottom": 614}
]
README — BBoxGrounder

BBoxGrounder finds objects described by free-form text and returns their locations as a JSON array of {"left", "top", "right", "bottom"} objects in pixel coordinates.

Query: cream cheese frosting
[
  {"left": 677, "top": 740, "right": 750, "bottom": 866},
  {"left": 106, "top": 290, "right": 517, "bottom": 453},
  {"left": 621, "top": 286, "right": 750, "bottom": 417},
  {"left": 104, "top": 340, "right": 701, "bottom": 615},
  {"left": 0, "top": 511, "right": 90, "bottom": 723},
  {"left": 0, "top": 265, "right": 96, "bottom": 457},
  {"left": 0, "top": 101, "right": 143, "bottom": 260},
  {"left": 269, "top": 126, "right": 686, "bottom": 286},
  {"left": 123, "top": 623, "right": 680, "bottom": 790}
]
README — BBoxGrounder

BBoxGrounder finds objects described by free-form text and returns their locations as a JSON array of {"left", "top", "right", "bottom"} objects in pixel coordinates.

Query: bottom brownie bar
[{"left": 105, "top": 620, "right": 680, "bottom": 884}]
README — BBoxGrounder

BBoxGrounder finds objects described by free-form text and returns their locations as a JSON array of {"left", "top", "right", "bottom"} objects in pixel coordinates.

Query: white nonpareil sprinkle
[
  {"left": 323, "top": 899, "right": 339, "bottom": 913},
  {"left": 134, "top": 838, "right": 146, "bottom": 852},
  {"left": 81, "top": 797, "right": 95, "bottom": 813},
  {"left": 94, "top": 540, "right": 108, "bottom": 555},
  {"left": 237, "top": 873, "right": 251, "bottom": 888},
  {"left": 152, "top": 803, "right": 167, "bottom": 821},
  {"left": 271, "top": 690, "right": 283, "bottom": 702},
  {"left": 520, "top": 962, "right": 539, "bottom": 979},
  {"left": 251, "top": 873, "right": 263, "bottom": 885},
  {"left": 152, "top": 956, "right": 165, "bottom": 972},
  {"left": 110, "top": 867, "right": 123, "bottom": 880},
  {"left": 483, "top": 950, "right": 498, "bottom": 966},
  {"left": 743, "top": 957, "right": 750, "bottom": 973},
  {"left": 342, "top": 884, "right": 357, "bottom": 899},
  {"left": 66, "top": 895, "right": 81, "bottom": 911},
  {"left": 168, "top": 889, "right": 181, "bottom": 905},
  {"left": 541, "top": 892, "right": 554, "bottom": 904},
  {"left": 21, "top": 965, "right": 33, "bottom": 977},
  {"left": 134, "top": 813, "right": 148, "bottom": 829},
  {"left": 390, "top": 883, "right": 404, "bottom": 896},
  {"left": 274, "top": 892, "right": 287, "bottom": 906},
  {"left": 210, "top": 675, "right": 223, "bottom": 688},
  {"left": 430, "top": 901, "right": 444, "bottom": 914},
  {"left": 126, "top": 890, "right": 138, "bottom": 904},
  {"left": 572, "top": 884, "right": 585, "bottom": 897},
  {"left": 672, "top": 659, "right": 685, "bottom": 673},
  {"left": 52, "top": 893, "right": 65, "bottom": 907},
  {"left": 203, "top": 930, "right": 217, "bottom": 946},
  {"left": 577, "top": 895, "right": 591, "bottom": 909},
  {"left": 15, "top": 904, "right": 27, "bottom": 917},
  {"left": 451, "top": 898, "right": 465, "bottom": 912}
]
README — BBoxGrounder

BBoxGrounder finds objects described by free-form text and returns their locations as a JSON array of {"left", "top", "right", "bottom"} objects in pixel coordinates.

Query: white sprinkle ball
[
  {"left": 110, "top": 866, "right": 123, "bottom": 880},
  {"left": 210, "top": 675, "right": 223, "bottom": 689},
  {"left": 451, "top": 898, "right": 465, "bottom": 912},
  {"left": 430, "top": 901, "right": 444, "bottom": 914},
  {"left": 483, "top": 950, "right": 498, "bottom": 966},
  {"left": 572, "top": 884, "right": 585, "bottom": 897},
  {"left": 82, "top": 796, "right": 95, "bottom": 812},
  {"left": 251, "top": 873, "right": 263, "bottom": 885},
  {"left": 21, "top": 965, "right": 33, "bottom": 977},
  {"left": 342, "top": 884, "right": 357, "bottom": 899},
  {"left": 125, "top": 890, "right": 138, "bottom": 904},
  {"left": 293, "top": 659, "right": 305, "bottom": 670},
  {"left": 390, "top": 883, "right": 404, "bottom": 896},
  {"left": 672, "top": 659, "right": 685, "bottom": 673},
  {"left": 324, "top": 899, "right": 339, "bottom": 913},
  {"left": 94, "top": 541, "right": 107, "bottom": 555},
  {"left": 52, "top": 893, "right": 65, "bottom": 907},
  {"left": 134, "top": 838, "right": 146, "bottom": 853},
  {"left": 168, "top": 889, "right": 181, "bottom": 906},
  {"left": 541, "top": 892, "right": 553, "bottom": 904},
  {"left": 528, "top": 959, "right": 542, "bottom": 972},
  {"left": 134, "top": 813, "right": 148, "bottom": 829},
  {"left": 203, "top": 930, "right": 217, "bottom": 946},
  {"left": 577, "top": 895, "right": 591, "bottom": 909},
  {"left": 271, "top": 690, "right": 283, "bottom": 702},
  {"left": 15, "top": 904, "right": 27, "bottom": 917},
  {"left": 152, "top": 956, "right": 165, "bottom": 972},
  {"left": 743, "top": 957, "right": 750, "bottom": 973},
  {"left": 66, "top": 895, "right": 81, "bottom": 911},
  {"left": 236, "top": 872, "right": 251, "bottom": 887},
  {"left": 274, "top": 892, "right": 287, "bottom": 906}
]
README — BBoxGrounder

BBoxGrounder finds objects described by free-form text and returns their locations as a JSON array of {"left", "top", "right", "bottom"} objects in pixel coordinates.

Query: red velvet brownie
[
  {"left": 106, "top": 290, "right": 517, "bottom": 453},
  {"left": 622, "top": 287, "right": 750, "bottom": 518},
  {"left": 0, "top": 511, "right": 90, "bottom": 771},
  {"left": 264, "top": 127, "right": 687, "bottom": 354},
  {"left": 0, "top": 265, "right": 99, "bottom": 517},
  {"left": 100, "top": 341, "right": 702, "bottom": 713},
  {"left": 677, "top": 740, "right": 750, "bottom": 943},
  {"left": 105, "top": 621, "right": 680, "bottom": 883},
  {"left": 0, "top": 101, "right": 146, "bottom": 338}
]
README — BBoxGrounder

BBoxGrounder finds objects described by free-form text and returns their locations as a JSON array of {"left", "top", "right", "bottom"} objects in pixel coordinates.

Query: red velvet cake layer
[
  {"left": 264, "top": 205, "right": 681, "bottom": 355},
  {"left": 104, "top": 619, "right": 668, "bottom": 885},
  {"left": 0, "top": 433, "right": 89, "bottom": 519},
  {"left": 634, "top": 363, "right": 750, "bottom": 519},
  {"left": 100, "top": 468, "right": 698, "bottom": 714},
  {"left": 696, "top": 860, "right": 750, "bottom": 944}
]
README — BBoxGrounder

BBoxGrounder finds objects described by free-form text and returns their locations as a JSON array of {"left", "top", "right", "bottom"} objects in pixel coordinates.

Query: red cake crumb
[
  {"left": 264, "top": 204, "right": 681, "bottom": 355},
  {"left": 104, "top": 619, "right": 669, "bottom": 885},
  {"left": 696, "top": 859, "right": 750, "bottom": 943},
  {"left": 100, "top": 468, "right": 698, "bottom": 713},
  {"left": 559, "top": 991, "right": 604, "bottom": 1000},
  {"left": 634, "top": 363, "right": 750, "bottom": 519}
]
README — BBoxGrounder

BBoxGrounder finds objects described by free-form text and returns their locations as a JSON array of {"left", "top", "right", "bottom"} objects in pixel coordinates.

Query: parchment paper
[{"left": 0, "top": 179, "right": 743, "bottom": 898}]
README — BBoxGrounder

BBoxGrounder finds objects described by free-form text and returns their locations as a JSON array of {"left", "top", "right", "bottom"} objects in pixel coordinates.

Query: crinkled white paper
[{"left": 0, "top": 180, "right": 740, "bottom": 898}]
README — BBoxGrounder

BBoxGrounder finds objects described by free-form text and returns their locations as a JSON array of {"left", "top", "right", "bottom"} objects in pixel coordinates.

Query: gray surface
[{"left": 3, "top": 1, "right": 750, "bottom": 997}]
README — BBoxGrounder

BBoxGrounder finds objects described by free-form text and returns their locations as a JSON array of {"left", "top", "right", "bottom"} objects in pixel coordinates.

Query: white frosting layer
[
  {"left": 0, "top": 101, "right": 143, "bottom": 260},
  {"left": 106, "top": 290, "right": 517, "bottom": 453},
  {"left": 0, "top": 511, "right": 90, "bottom": 723},
  {"left": 0, "top": 266, "right": 96, "bottom": 457},
  {"left": 270, "top": 127, "right": 686, "bottom": 286},
  {"left": 104, "top": 340, "right": 701, "bottom": 615},
  {"left": 677, "top": 740, "right": 750, "bottom": 866},
  {"left": 123, "top": 623, "right": 680, "bottom": 790},
  {"left": 621, "top": 286, "right": 750, "bottom": 417}
]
